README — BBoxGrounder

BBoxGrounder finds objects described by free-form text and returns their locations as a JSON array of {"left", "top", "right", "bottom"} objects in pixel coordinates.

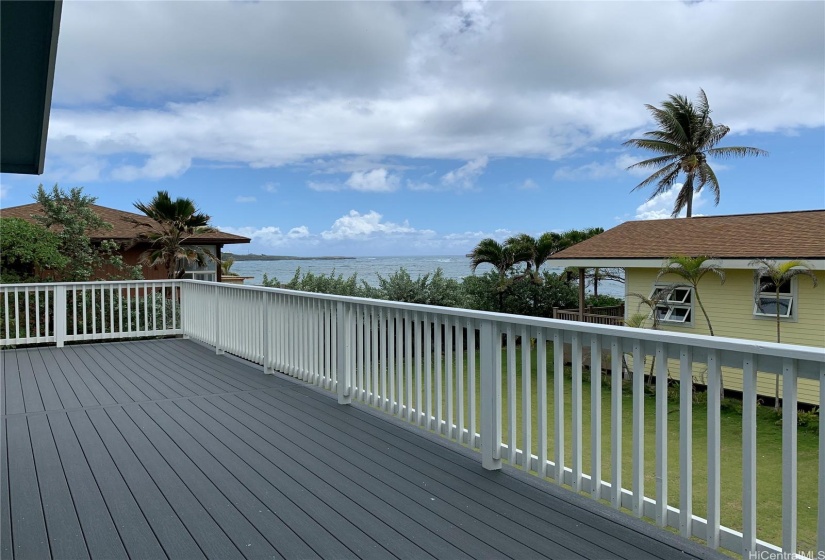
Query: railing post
[
  {"left": 54, "top": 285, "right": 66, "bottom": 347},
  {"left": 336, "top": 301, "right": 351, "bottom": 405},
  {"left": 179, "top": 282, "right": 189, "bottom": 338},
  {"left": 214, "top": 283, "right": 223, "bottom": 354},
  {"left": 480, "top": 319, "right": 501, "bottom": 471}
]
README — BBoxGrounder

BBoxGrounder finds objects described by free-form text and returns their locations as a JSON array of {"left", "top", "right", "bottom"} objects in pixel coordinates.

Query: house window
[
  {"left": 754, "top": 276, "right": 793, "bottom": 318},
  {"left": 651, "top": 285, "right": 693, "bottom": 324}
]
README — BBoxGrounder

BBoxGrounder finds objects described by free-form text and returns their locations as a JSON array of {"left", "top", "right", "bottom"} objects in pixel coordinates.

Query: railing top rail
[
  {"left": 182, "top": 280, "right": 825, "bottom": 364},
  {"left": 0, "top": 279, "right": 181, "bottom": 289}
]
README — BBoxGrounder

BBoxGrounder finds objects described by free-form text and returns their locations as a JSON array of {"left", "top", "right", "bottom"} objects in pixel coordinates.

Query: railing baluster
[
  {"left": 572, "top": 332, "right": 583, "bottom": 491},
  {"left": 395, "top": 309, "right": 404, "bottom": 419},
  {"left": 494, "top": 326, "right": 502, "bottom": 462},
  {"left": 481, "top": 319, "right": 501, "bottom": 471},
  {"left": 521, "top": 325, "right": 531, "bottom": 471},
  {"left": 632, "top": 340, "right": 644, "bottom": 517},
  {"left": 24, "top": 287, "right": 31, "bottom": 341},
  {"left": 45, "top": 288, "right": 50, "bottom": 341},
  {"left": 782, "top": 358, "right": 797, "bottom": 555},
  {"left": 537, "top": 329, "right": 547, "bottom": 478},
  {"left": 446, "top": 319, "right": 454, "bottom": 436},
  {"left": 372, "top": 307, "right": 380, "bottom": 407},
  {"left": 553, "top": 330, "right": 564, "bottom": 484},
  {"left": 655, "top": 342, "right": 668, "bottom": 527},
  {"left": 457, "top": 321, "right": 465, "bottom": 442},
  {"left": 142, "top": 284, "right": 148, "bottom": 334},
  {"left": 35, "top": 289, "right": 41, "bottom": 340},
  {"left": 819, "top": 362, "right": 825, "bottom": 555},
  {"left": 416, "top": 313, "right": 424, "bottom": 427},
  {"left": 507, "top": 324, "right": 516, "bottom": 463},
  {"left": 424, "top": 314, "right": 433, "bottom": 428},
  {"left": 468, "top": 320, "right": 477, "bottom": 447},
  {"left": 381, "top": 307, "right": 389, "bottom": 411},
  {"left": 405, "top": 311, "right": 413, "bottom": 423},
  {"left": 356, "top": 304, "right": 364, "bottom": 399},
  {"left": 707, "top": 349, "right": 721, "bottom": 548},
  {"left": 109, "top": 285, "right": 115, "bottom": 335},
  {"left": 4, "top": 288, "right": 9, "bottom": 341},
  {"left": 742, "top": 353, "right": 757, "bottom": 556},
  {"left": 590, "top": 335, "right": 602, "bottom": 498},
  {"left": 389, "top": 310, "right": 396, "bottom": 415},
  {"left": 435, "top": 317, "right": 442, "bottom": 432},
  {"left": 125, "top": 285, "right": 131, "bottom": 335},
  {"left": 679, "top": 346, "right": 694, "bottom": 537}
]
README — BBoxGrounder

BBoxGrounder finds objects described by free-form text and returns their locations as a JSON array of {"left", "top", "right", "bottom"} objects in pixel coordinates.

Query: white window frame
[
  {"left": 182, "top": 271, "right": 217, "bottom": 282},
  {"left": 650, "top": 284, "right": 694, "bottom": 326},
  {"left": 753, "top": 276, "right": 796, "bottom": 320}
]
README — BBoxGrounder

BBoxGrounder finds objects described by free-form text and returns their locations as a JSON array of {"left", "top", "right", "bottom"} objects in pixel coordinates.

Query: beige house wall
[{"left": 624, "top": 268, "right": 824, "bottom": 404}]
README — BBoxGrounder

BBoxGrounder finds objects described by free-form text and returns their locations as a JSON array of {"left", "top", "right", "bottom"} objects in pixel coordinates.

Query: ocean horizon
[{"left": 230, "top": 255, "right": 625, "bottom": 298}]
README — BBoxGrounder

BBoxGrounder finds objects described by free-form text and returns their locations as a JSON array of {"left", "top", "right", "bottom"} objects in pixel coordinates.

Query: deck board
[{"left": 1, "top": 338, "right": 729, "bottom": 560}]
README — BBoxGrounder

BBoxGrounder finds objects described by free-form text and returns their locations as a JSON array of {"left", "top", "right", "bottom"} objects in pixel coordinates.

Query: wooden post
[
  {"left": 578, "top": 268, "right": 586, "bottom": 321},
  {"left": 552, "top": 307, "right": 559, "bottom": 319}
]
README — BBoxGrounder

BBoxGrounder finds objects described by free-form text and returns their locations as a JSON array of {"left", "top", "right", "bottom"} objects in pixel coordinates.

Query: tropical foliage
[
  {"left": 750, "top": 259, "right": 818, "bottom": 409},
  {"left": 657, "top": 255, "right": 725, "bottom": 336},
  {"left": 0, "top": 218, "right": 68, "bottom": 283},
  {"left": 132, "top": 191, "right": 216, "bottom": 279},
  {"left": 33, "top": 185, "right": 140, "bottom": 281},
  {"left": 624, "top": 89, "right": 767, "bottom": 217}
]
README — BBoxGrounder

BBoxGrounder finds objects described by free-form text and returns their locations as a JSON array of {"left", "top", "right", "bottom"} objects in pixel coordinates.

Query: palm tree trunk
[
  {"left": 685, "top": 191, "right": 693, "bottom": 218},
  {"left": 775, "top": 290, "right": 781, "bottom": 410},
  {"left": 694, "top": 288, "right": 724, "bottom": 397}
]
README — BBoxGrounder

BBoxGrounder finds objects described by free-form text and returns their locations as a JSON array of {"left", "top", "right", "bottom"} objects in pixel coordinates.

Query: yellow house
[{"left": 549, "top": 210, "right": 825, "bottom": 404}]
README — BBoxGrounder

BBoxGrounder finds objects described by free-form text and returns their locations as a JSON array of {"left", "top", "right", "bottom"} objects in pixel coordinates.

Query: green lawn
[{"left": 367, "top": 342, "right": 819, "bottom": 553}]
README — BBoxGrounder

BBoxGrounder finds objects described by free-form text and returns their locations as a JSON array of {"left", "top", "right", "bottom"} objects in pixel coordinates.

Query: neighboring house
[
  {"left": 549, "top": 209, "right": 825, "bottom": 404},
  {"left": 2, "top": 202, "right": 250, "bottom": 282}
]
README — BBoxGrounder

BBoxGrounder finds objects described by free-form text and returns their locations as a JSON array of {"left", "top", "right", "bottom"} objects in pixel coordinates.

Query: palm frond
[{"left": 705, "top": 146, "right": 769, "bottom": 159}]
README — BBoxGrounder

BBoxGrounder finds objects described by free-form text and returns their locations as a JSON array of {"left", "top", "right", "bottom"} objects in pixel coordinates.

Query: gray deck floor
[{"left": 1, "top": 338, "right": 725, "bottom": 560}]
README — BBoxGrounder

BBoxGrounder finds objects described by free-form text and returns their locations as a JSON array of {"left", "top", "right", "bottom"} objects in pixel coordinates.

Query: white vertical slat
[
  {"left": 395, "top": 310, "right": 404, "bottom": 419},
  {"left": 125, "top": 285, "right": 131, "bottom": 335},
  {"left": 416, "top": 314, "right": 424, "bottom": 427},
  {"left": 781, "top": 358, "right": 797, "bottom": 555},
  {"left": 468, "top": 321, "right": 477, "bottom": 447},
  {"left": 336, "top": 301, "right": 351, "bottom": 404},
  {"left": 24, "top": 287, "right": 31, "bottom": 340},
  {"left": 372, "top": 308, "right": 380, "bottom": 406},
  {"left": 383, "top": 307, "right": 390, "bottom": 412},
  {"left": 679, "top": 346, "right": 694, "bottom": 538},
  {"left": 45, "top": 288, "right": 50, "bottom": 340},
  {"left": 706, "top": 349, "right": 721, "bottom": 548},
  {"left": 13, "top": 288, "right": 19, "bottom": 340},
  {"left": 590, "top": 335, "right": 602, "bottom": 498},
  {"left": 481, "top": 319, "right": 501, "bottom": 471},
  {"left": 521, "top": 325, "right": 531, "bottom": 471},
  {"left": 35, "top": 289, "right": 41, "bottom": 340},
  {"left": 742, "top": 353, "right": 757, "bottom": 556},
  {"left": 425, "top": 314, "right": 433, "bottom": 429},
  {"left": 118, "top": 285, "right": 124, "bottom": 334},
  {"left": 162, "top": 284, "right": 167, "bottom": 332},
  {"left": 435, "top": 317, "right": 442, "bottom": 432},
  {"left": 82, "top": 288, "right": 87, "bottom": 336},
  {"left": 142, "top": 284, "right": 148, "bottom": 334},
  {"left": 446, "top": 319, "right": 454, "bottom": 436},
  {"left": 405, "top": 311, "right": 413, "bottom": 422},
  {"left": 494, "top": 325, "right": 502, "bottom": 462},
  {"left": 654, "top": 342, "right": 668, "bottom": 527},
  {"left": 388, "top": 310, "right": 396, "bottom": 415},
  {"left": 54, "top": 286, "right": 66, "bottom": 347},
  {"left": 553, "top": 330, "right": 564, "bottom": 484},
  {"left": 631, "top": 341, "right": 644, "bottom": 517},
  {"left": 457, "top": 321, "right": 465, "bottom": 442},
  {"left": 4, "top": 288, "right": 9, "bottom": 340},
  {"left": 108, "top": 286, "right": 115, "bottom": 334},
  {"left": 818, "top": 362, "right": 825, "bottom": 555},
  {"left": 356, "top": 305, "right": 364, "bottom": 399},
  {"left": 506, "top": 324, "right": 516, "bottom": 463},
  {"left": 571, "top": 332, "right": 583, "bottom": 492},
  {"left": 537, "top": 329, "right": 547, "bottom": 478}
]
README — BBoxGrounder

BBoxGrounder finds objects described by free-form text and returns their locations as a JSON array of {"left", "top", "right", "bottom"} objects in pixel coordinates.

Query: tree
[
  {"left": 0, "top": 218, "right": 68, "bottom": 282},
  {"left": 33, "top": 184, "right": 140, "bottom": 281},
  {"left": 624, "top": 89, "right": 767, "bottom": 217},
  {"left": 133, "top": 191, "right": 217, "bottom": 279},
  {"left": 506, "top": 232, "right": 567, "bottom": 284},
  {"left": 750, "top": 258, "right": 818, "bottom": 410},
  {"left": 658, "top": 256, "right": 726, "bottom": 396},
  {"left": 468, "top": 238, "right": 519, "bottom": 311}
]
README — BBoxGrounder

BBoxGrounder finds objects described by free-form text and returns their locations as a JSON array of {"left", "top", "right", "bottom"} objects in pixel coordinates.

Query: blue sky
[{"left": 1, "top": 1, "right": 823, "bottom": 256}]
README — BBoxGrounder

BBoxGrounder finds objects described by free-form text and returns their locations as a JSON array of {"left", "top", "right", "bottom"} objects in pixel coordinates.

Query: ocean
[{"left": 230, "top": 255, "right": 625, "bottom": 298}]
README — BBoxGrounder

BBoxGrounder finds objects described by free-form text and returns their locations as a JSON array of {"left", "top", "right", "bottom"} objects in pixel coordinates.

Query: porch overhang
[{"left": 550, "top": 258, "right": 825, "bottom": 271}]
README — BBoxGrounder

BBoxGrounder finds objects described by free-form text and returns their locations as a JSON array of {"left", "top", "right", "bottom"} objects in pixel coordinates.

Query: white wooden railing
[{"left": 2, "top": 279, "right": 824, "bottom": 558}]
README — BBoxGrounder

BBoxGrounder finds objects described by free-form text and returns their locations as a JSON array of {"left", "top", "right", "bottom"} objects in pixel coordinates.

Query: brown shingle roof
[
  {"left": 549, "top": 210, "right": 825, "bottom": 260},
  {"left": 1, "top": 202, "right": 250, "bottom": 245}
]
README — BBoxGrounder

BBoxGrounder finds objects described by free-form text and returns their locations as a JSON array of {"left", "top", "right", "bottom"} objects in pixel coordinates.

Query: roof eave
[{"left": 549, "top": 258, "right": 825, "bottom": 270}]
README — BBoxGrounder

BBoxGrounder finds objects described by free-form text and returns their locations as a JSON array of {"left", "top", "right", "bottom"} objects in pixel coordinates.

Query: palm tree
[
  {"left": 132, "top": 191, "right": 217, "bottom": 279},
  {"left": 624, "top": 89, "right": 767, "bottom": 217},
  {"left": 658, "top": 256, "right": 726, "bottom": 396},
  {"left": 750, "top": 259, "right": 818, "bottom": 410},
  {"left": 627, "top": 287, "right": 674, "bottom": 385},
  {"left": 505, "top": 232, "right": 565, "bottom": 284},
  {"left": 469, "top": 238, "right": 519, "bottom": 311}
]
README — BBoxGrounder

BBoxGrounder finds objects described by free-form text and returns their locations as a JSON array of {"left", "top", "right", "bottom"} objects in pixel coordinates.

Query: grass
[{"left": 359, "top": 341, "right": 820, "bottom": 553}]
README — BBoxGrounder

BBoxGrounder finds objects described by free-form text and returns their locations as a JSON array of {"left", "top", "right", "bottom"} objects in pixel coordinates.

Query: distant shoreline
[{"left": 224, "top": 253, "right": 356, "bottom": 262}]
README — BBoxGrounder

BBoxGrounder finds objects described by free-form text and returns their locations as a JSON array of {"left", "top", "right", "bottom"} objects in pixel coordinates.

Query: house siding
[{"left": 625, "top": 268, "right": 824, "bottom": 404}]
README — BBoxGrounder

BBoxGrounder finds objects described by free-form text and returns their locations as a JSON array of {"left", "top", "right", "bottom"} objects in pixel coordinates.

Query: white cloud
[
  {"left": 321, "top": 210, "right": 428, "bottom": 240},
  {"left": 261, "top": 182, "right": 278, "bottom": 193},
  {"left": 43, "top": 1, "right": 822, "bottom": 181},
  {"left": 345, "top": 168, "right": 399, "bottom": 192},
  {"left": 554, "top": 154, "right": 650, "bottom": 182},
  {"left": 635, "top": 185, "right": 707, "bottom": 220},
  {"left": 441, "top": 157, "right": 489, "bottom": 189},
  {"left": 518, "top": 178, "right": 538, "bottom": 190},
  {"left": 235, "top": 196, "right": 257, "bottom": 203},
  {"left": 287, "top": 226, "right": 310, "bottom": 239},
  {"left": 306, "top": 181, "right": 342, "bottom": 192}
]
